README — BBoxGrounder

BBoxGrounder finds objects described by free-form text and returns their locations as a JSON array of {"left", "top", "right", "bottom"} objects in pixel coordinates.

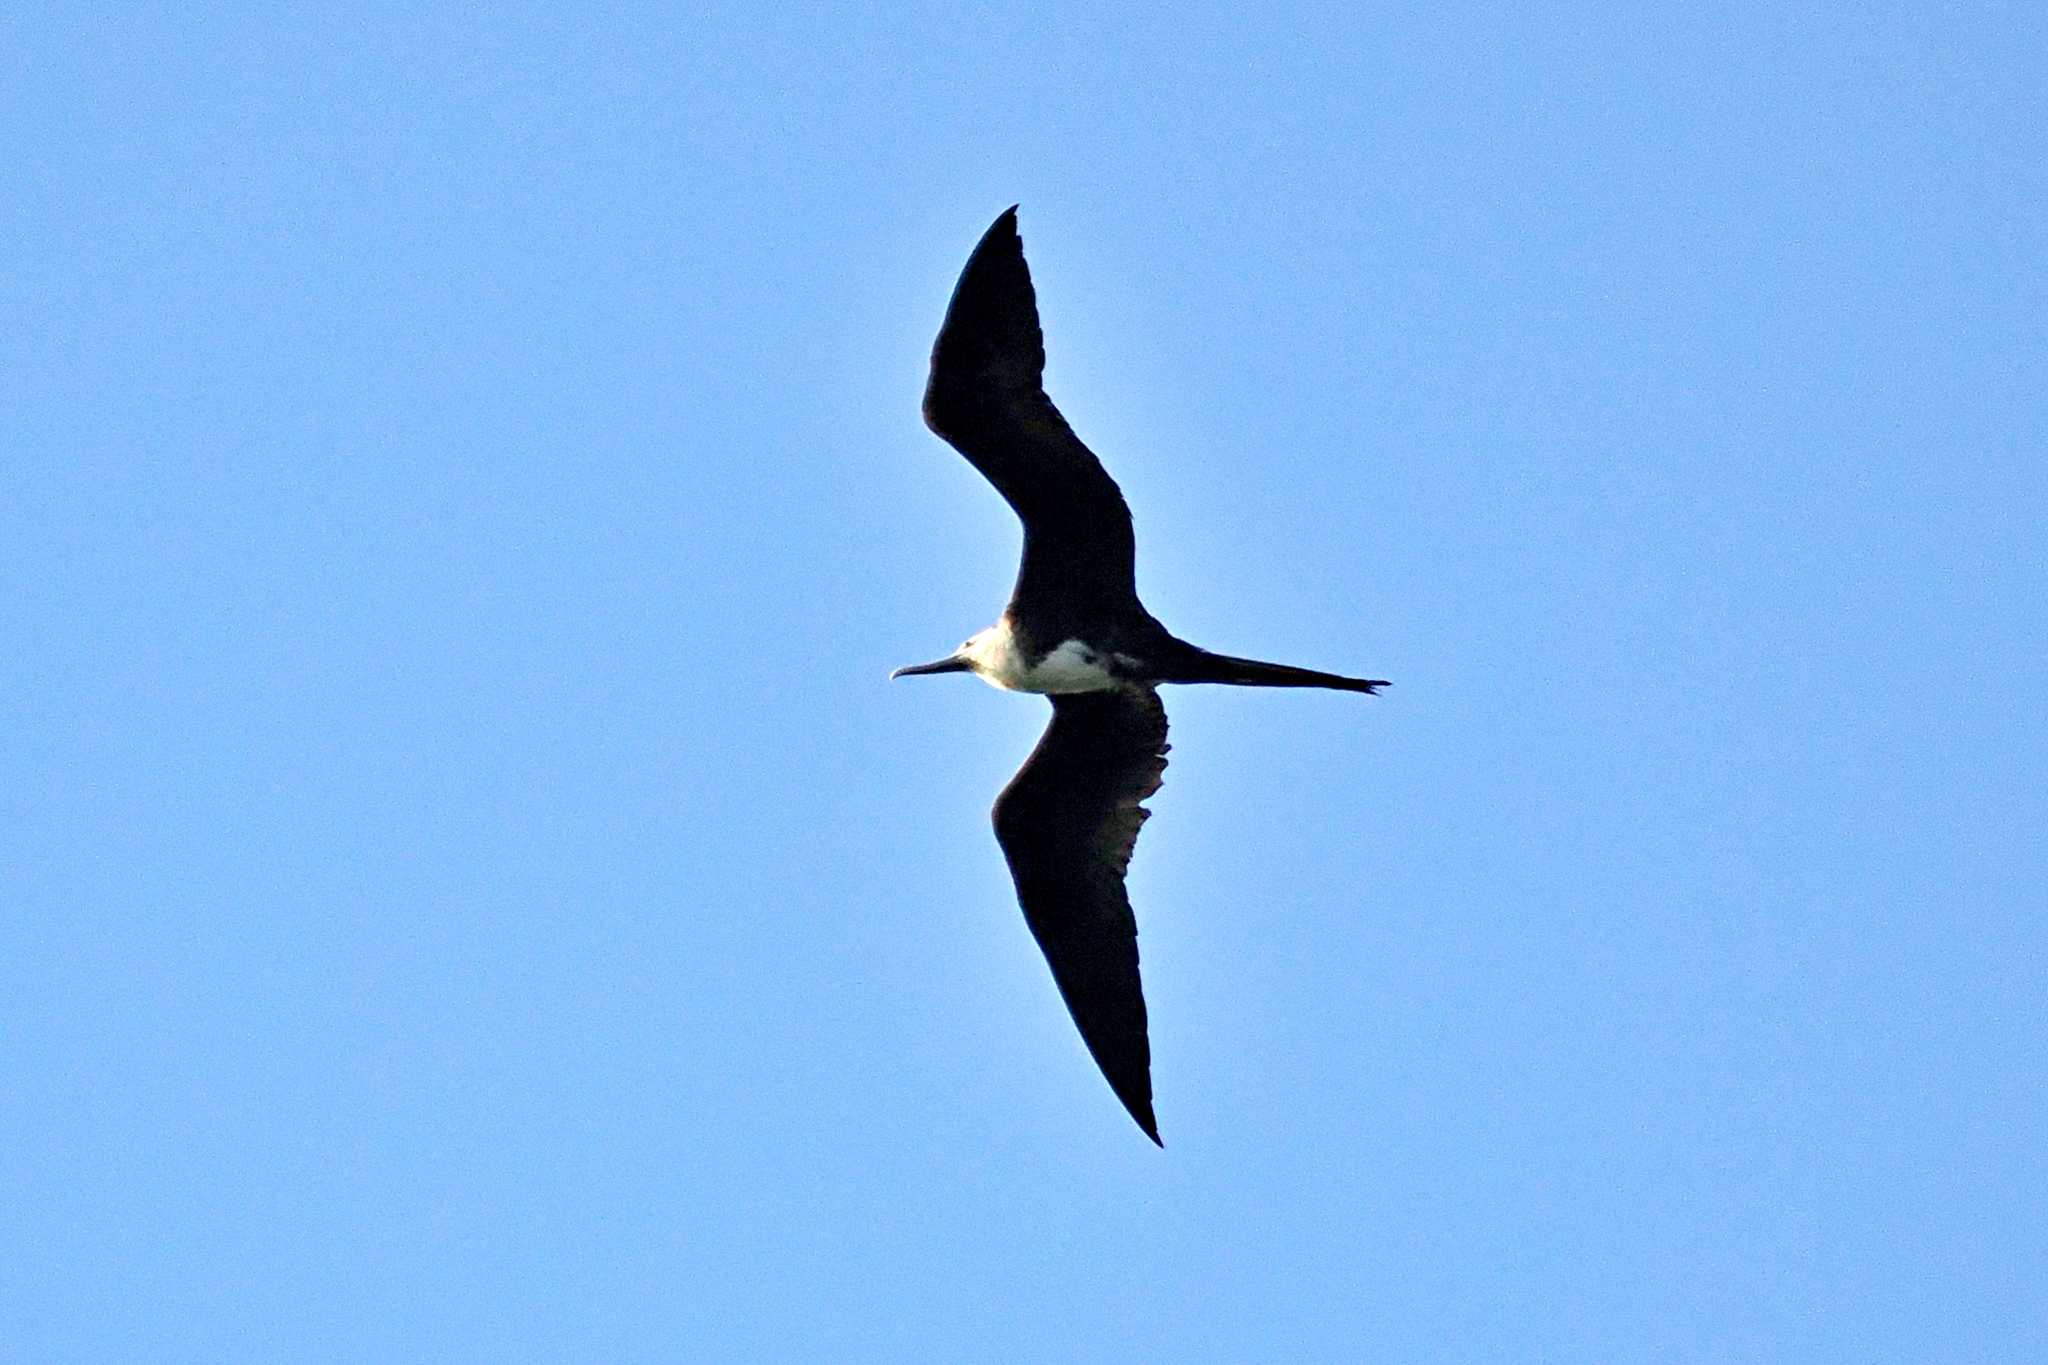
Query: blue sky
[{"left": 5, "top": 4, "right": 2043, "bottom": 1359}]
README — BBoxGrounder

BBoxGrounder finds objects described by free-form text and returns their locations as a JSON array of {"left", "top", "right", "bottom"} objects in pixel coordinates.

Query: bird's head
[{"left": 892, "top": 622, "right": 1010, "bottom": 682}]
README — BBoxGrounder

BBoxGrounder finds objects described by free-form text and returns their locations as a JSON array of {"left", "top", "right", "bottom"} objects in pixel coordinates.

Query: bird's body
[
  {"left": 895, "top": 208, "right": 1386, "bottom": 1144},
  {"left": 956, "top": 617, "right": 1128, "bottom": 694}
]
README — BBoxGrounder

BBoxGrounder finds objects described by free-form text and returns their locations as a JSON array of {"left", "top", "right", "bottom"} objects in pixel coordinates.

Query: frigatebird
[{"left": 893, "top": 207, "right": 1387, "bottom": 1145}]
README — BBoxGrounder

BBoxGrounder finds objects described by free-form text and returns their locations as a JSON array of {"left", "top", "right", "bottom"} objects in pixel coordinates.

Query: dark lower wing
[
  {"left": 991, "top": 686, "right": 1171, "bottom": 1144},
  {"left": 922, "top": 207, "right": 1139, "bottom": 610}
]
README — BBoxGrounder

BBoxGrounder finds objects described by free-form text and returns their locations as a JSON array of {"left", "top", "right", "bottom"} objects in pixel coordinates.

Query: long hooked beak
[{"left": 890, "top": 654, "right": 972, "bottom": 680}]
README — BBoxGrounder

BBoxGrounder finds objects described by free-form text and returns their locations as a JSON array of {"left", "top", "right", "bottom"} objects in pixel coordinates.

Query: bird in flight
[{"left": 894, "top": 207, "right": 1387, "bottom": 1144}]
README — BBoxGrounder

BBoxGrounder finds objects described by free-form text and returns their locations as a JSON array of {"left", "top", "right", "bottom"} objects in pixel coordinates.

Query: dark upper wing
[
  {"left": 991, "top": 686, "right": 1171, "bottom": 1144},
  {"left": 922, "top": 207, "right": 1139, "bottom": 611}
]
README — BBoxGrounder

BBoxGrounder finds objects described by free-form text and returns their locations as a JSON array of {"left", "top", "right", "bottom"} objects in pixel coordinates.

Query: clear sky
[{"left": 5, "top": 4, "right": 2043, "bottom": 1360}]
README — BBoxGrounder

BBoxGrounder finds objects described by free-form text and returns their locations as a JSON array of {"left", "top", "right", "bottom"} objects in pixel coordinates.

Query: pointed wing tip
[
  {"left": 1114, "top": 1083, "right": 1162, "bottom": 1146},
  {"left": 924, "top": 207, "right": 1054, "bottom": 446},
  {"left": 980, "top": 204, "right": 1023, "bottom": 251},
  {"left": 1107, "top": 1068, "right": 1163, "bottom": 1148},
  {"left": 1112, "top": 1074, "right": 1160, "bottom": 1144}
]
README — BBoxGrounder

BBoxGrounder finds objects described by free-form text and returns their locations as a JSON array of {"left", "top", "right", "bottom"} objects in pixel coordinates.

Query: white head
[
  {"left": 890, "top": 624, "right": 996, "bottom": 682},
  {"left": 891, "top": 619, "right": 1114, "bottom": 695}
]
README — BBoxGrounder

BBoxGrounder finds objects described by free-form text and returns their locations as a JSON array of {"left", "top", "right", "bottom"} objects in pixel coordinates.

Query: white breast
[{"left": 963, "top": 622, "right": 1120, "bottom": 694}]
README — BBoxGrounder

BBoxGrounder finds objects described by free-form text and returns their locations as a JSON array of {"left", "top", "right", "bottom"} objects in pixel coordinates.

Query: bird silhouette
[{"left": 894, "top": 208, "right": 1387, "bottom": 1143}]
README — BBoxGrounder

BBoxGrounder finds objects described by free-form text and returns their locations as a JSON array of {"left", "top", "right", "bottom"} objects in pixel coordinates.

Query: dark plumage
[
  {"left": 994, "top": 687, "right": 1170, "bottom": 1142},
  {"left": 923, "top": 209, "right": 1140, "bottom": 636},
  {"left": 897, "top": 207, "right": 1388, "bottom": 1144}
]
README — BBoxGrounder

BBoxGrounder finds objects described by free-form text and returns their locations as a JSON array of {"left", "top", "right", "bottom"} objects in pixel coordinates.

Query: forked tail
[{"left": 1165, "top": 647, "right": 1388, "bottom": 695}]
